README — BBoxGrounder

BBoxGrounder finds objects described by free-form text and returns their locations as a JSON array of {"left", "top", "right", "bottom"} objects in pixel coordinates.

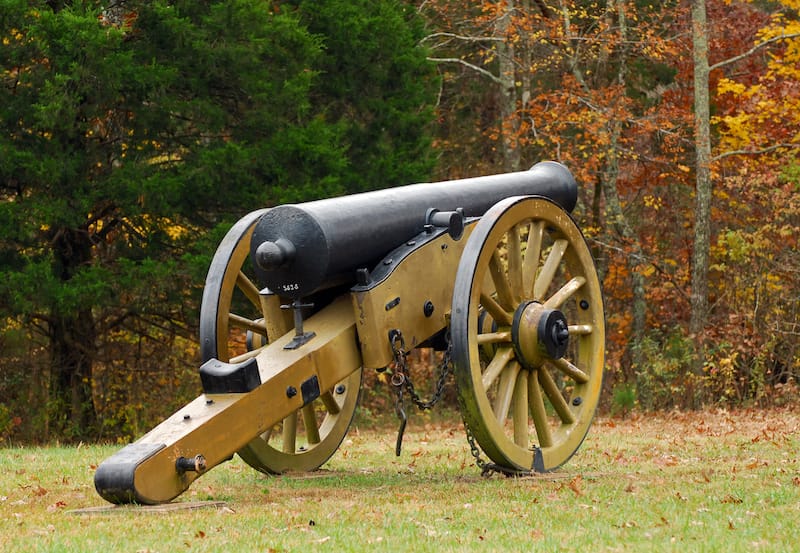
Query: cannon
[{"left": 94, "top": 161, "right": 605, "bottom": 504}]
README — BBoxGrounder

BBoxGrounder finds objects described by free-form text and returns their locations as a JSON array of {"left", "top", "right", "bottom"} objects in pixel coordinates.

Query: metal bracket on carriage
[{"left": 280, "top": 299, "right": 316, "bottom": 350}]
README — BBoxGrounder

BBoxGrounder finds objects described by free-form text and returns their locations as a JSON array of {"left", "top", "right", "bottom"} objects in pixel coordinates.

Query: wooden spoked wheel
[
  {"left": 199, "top": 210, "right": 361, "bottom": 474},
  {"left": 451, "top": 196, "right": 604, "bottom": 472}
]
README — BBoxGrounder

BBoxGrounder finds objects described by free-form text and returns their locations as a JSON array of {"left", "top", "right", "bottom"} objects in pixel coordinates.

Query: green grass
[{"left": 2, "top": 408, "right": 799, "bottom": 552}]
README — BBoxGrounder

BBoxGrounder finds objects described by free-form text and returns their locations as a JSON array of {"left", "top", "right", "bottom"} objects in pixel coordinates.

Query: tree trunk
[
  {"left": 49, "top": 227, "right": 98, "bottom": 440},
  {"left": 690, "top": 0, "right": 712, "bottom": 383},
  {"left": 496, "top": 0, "right": 522, "bottom": 172},
  {"left": 602, "top": 122, "right": 649, "bottom": 406},
  {"left": 599, "top": 0, "right": 648, "bottom": 406}
]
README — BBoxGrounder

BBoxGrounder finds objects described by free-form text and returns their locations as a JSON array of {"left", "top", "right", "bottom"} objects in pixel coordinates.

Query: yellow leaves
[
  {"left": 640, "top": 265, "right": 656, "bottom": 278},
  {"left": 4, "top": 28, "right": 25, "bottom": 44},
  {"left": 164, "top": 221, "right": 188, "bottom": 241},
  {"left": 124, "top": 214, "right": 192, "bottom": 242},
  {"left": 765, "top": 273, "right": 783, "bottom": 293},
  {"left": 714, "top": 10, "right": 800, "bottom": 156},
  {"left": 643, "top": 194, "right": 662, "bottom": 210},
  {"left": 717, "top": 230, "right": 751, "bottom": 263},
  {"left": 716, "top": 78, "right": 747, "bottom": 98},
  {"left": 2, "top": 316, "right": 23, "bottom": 332},
  {"left": 713, "top": 113, "right": 753, "bottom": 151}
]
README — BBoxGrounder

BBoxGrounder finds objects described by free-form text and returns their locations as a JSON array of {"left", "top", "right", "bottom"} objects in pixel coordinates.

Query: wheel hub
[{"left": 511, "top": 300, "right": 570, "bottom": 369}]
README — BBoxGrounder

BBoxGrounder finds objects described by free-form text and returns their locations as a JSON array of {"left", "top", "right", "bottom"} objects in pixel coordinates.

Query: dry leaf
[
  {"left": 624, "top": 482, "right": 636, "bottom": 493},
  {"left": 46, "top": 501, "right": 67, "bottom": 512},
  {"left": 568, "top": 475, "right": 584, "bottom": 496}
]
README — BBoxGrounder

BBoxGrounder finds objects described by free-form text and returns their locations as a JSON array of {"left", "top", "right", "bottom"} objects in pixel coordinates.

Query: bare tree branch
[
  {"left": 426, "top": 57, "right": 504, "bottom": 84},
  {"left": 713, "top": 143, "right": 800, "bottom": 162},
  {"left": 710, "top": 32, "right": 800, "bottom": 72},
  {"left": 588, "top": 238, "right": 691, "bottom": 305},
  {"left": 420, "top": 32, "right": 504, "bottom": 46}
]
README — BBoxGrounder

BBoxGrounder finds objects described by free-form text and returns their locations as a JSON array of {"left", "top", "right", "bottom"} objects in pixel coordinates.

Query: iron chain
[
  {"left": 387, "top": 329, "right": 529, "bottom": 477},
  {"left": 389, "top": 329, "right": 454, "bottom": 412},
  {"left": 389, "top": 329, "right": 452, "bottom": 456},
  {"left": 463, "top": 422, "right": 529, "bottom": 478}
]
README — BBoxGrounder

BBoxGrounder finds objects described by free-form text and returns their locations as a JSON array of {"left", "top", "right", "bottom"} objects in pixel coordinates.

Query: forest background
[{"left": 1, "top": 0, "right": 798, "bottom": 444}]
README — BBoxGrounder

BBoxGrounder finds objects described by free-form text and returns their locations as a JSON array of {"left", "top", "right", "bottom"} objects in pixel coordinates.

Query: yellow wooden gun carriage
[{"left": 94, "top": 161, "right": 605, "bottom": 504}]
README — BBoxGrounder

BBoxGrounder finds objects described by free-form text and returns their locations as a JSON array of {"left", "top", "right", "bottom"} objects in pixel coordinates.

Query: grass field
[{"left": 2, "top": 408, "right": 799, "bottom": 552}]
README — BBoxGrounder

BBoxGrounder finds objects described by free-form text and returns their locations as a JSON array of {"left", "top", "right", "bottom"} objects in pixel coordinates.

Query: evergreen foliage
[{"left": 0, "top": 0, "right": 438, "bottom": 441}]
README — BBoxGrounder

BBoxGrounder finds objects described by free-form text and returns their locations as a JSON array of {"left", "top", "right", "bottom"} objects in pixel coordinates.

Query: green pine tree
[{"left": 0, "top": 0, "right": 438, "bottom": 440}]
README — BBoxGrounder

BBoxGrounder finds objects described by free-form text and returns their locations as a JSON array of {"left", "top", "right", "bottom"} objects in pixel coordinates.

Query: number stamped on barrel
[{"left": 282, "top": 283, "right": 300, "bottom": 292}]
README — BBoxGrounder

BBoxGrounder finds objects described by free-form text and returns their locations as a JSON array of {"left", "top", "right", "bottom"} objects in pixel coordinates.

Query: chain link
[
  {"left": 389, "top": 329, "right": 452, "bottom": 456},
  {"left": 389, "top": 329, "right": 454, "bottom": 411},
  {"left": 463, "top": 422, "right": 530, "bottom": 478},
  {"left": 387, "top": 329, "right": 530, "bottom": 477}
]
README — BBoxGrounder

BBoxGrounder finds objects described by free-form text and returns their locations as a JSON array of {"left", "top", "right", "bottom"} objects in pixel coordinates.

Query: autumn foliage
[
  {"left": 419, "top": 0, "right": 800, "bottom": 410},
  {"left": 1, "top": 1, "right": 799, "bottom": 444}
]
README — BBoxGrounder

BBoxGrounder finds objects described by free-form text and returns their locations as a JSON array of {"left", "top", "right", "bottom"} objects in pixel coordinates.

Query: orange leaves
[
  {"left": 567, "top": 474, "right": 584, "bottom": 496},
  {"left": 713, "top": 2, "right": 800, "bottom": 161}
]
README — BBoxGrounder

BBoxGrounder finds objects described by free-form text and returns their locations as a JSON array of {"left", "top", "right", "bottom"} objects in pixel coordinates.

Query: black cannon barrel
[{"left": 250, "top": 161, "right": 578, "bottom": 298}]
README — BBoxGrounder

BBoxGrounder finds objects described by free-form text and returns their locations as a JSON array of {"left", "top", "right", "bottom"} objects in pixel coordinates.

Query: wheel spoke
[
  {"left": 507, "top": 225, "right": 524, "bottom": 304},
  {"left": 236, "top": 270, "right": 261, "bottom": 309},
  {"left": 228, "top": 312, "right": 268, "bottom": 335},
  {"left": 320, "top": 390, "right": 341, "bottom": 415},
  {"left": 528, "top": 371, "right": 553, "bottom": 447},
  {"left": 282, "top": 414, "right": 297, "bottom": 454},
  {"left": 552, "top": 357, "right": 589, "bottom": 384},
  {"left": 534, "top": 238, "right": 569, "bottom": 301},
  {"left": 301, "top": 404, "right": 321, "bottom": 445},
  {"left": 512, "top": 370, "right": 529, "bottom": 447},
  {"left": 538, "top": 366, "right": 575, "bottom": 425},
  {"left": 489, "top": 250, "right": 515, "bottom": 310},
  {"left": 493, "top": 361, "right": 521, "bottom": 424},
  {"left": 543, "top": 276, "right": 586, "bottom": 310},
  {"left": 479, "top": 292, "right": 512, "bottom": 326},
  {"left": 568, "top": 324, "right": 593, "bottom": 335},
  {"left": 476, "top": 330, "right": 511, "bottom": 345},
  {"left": 481, "top": 346, "right": 516, "bottom": 390},
  {"left": 229, "top": 345, "right": 266, "bottom": 364},
  {"left": 522, "top": 220, "right": 544, "bottom": 299},
  {"left": 260, "top": 293, "right": 290, "bottom": 344}
]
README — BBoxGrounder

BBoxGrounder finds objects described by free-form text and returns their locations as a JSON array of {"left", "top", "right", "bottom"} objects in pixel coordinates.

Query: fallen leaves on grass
[
  {"left": 568, "top": 475, "right": 584, "bottom": 496},
  {"left": 720, "top": 494, "right": 743, "bottom": 504}
]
